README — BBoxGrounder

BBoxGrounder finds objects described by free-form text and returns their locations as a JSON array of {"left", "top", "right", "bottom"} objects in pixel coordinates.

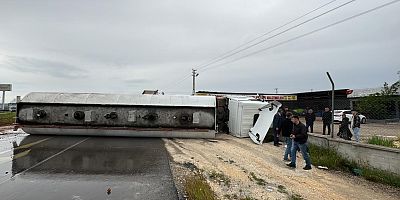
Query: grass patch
[
  {"left": 277, "top": 185, "right": 288, "bottom": 194},
  {"left": 185, "top": 175, "right": 216, "bottom": 200},
  {"left": 0, "top": 112, "right": 15, "bottom": 126},
  {"left": 367, "top": 136, "right": 396, "bottom": 148},
  {"left": 209, "top": 171, "right": 231, "bottom": 187},
  {"left": 249, "top": 172, "right": 267, "bottom": 186},
  {"left": 309, "top": 144, "right": 400, "bottom": 188},
  {"left": 287, "top": 193, "right": 303, "bottom": 200}
]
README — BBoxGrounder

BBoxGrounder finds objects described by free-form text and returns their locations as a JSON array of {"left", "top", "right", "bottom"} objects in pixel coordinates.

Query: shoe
[
  {"left": 286, "top": 163, "right": 296, "bottom": 168},
  {"left": 278, "top": 143, "right": 283, "bottom": 145},
  {"left": 283, "top": 158, "right": 291, "bottom": 162},
  {"left": 303, "top": 165, "right": 312, "bottom": 170}
]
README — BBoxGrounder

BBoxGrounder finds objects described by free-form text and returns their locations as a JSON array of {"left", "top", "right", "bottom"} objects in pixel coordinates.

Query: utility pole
[{"left": 192, "top": 69, "right": 199, "bottom": 95}]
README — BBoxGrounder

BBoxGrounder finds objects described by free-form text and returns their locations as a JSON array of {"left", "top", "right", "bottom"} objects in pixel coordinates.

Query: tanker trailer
[{"left": 15, "top": 92, "right": 216, "bottom": 138}]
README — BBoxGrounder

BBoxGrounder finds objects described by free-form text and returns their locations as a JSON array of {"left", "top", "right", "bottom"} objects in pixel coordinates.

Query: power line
[
  {"left": 163, "top": 74, "right": 191, "bottom": 91},
  {"left": 196, "top": 0, "right": 338, "bottom": 69},
  {"left": 163, "top": 0, "right": 343, "bottom": 92},
  {"left": 201, "top": 0, "right": 400, "bottom": 73},
  {"left": 197, "top": 0, "right": 356, "bottom": 71}
]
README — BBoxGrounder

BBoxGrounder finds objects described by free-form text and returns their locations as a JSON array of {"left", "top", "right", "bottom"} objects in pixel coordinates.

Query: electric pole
[{"left": 192, "top": 69, "right": 199, "bottom": 95}]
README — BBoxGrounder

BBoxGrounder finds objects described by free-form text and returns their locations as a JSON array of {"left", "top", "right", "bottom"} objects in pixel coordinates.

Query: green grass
[
  {"left": 209, "top": 171, "right": 231, "bottom": 187},
  {"left": 309, "top": 144, "right": 400, "bottom": 188},
  {"left": 0, "top": 112, "right": 15, "bottom": 126},
  {"left": 185, "top": 175, "right": 216, "bottom": 200},
  {"left": 287, "top": 193, "right": 303, "bottom": 200},
  {"left": 277, "top": 185, "right": 288, "bottom": 194},
  {"left": 249, "top": 172, "right": 267, "bottom": 186},
  {"left": 367, "top": 136, "right": 396, "bottom": 148}
]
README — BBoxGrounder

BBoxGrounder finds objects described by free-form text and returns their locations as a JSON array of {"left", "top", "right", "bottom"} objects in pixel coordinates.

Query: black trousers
[
  {"left": 306, "top": 122, "right": 314, "bottom": 133},
  {"left": 323, "top": 123, "right": 331, "bottom": 135},
  {"left": 274, "top": 129, "right": 280, "bottom": 145}
]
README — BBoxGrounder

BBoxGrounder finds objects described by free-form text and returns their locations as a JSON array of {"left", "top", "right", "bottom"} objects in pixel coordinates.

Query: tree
[
  {"left": 358, "top": 81, "right": 400, "bottom": 120},
  {"left": 381, "top": 81, "right": 400, "bottom": 96}
]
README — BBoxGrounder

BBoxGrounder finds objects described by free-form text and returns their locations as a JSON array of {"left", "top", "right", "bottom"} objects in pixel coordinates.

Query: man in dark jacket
[
  {"left": 305, "top": 109, "right": 316, "bottom": 133},
  {"left": 272, "top": 109, "right": 284, "bottom": 146},
  {"left": 322, "top": 107, "right": 332, "bottom": 135},
  {"left": 282, "top": 112, "right": 293, "bottom": 161},
  {"left": 286, "top": 116, "right": 312, "bottom": 170}
]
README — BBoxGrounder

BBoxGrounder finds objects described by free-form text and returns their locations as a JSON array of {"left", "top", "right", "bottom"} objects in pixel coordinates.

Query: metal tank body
[{"left": 16, "top": 92, "right": 216, "bottom": 138}]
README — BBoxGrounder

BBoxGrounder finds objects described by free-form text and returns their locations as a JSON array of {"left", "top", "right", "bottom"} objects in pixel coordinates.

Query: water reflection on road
[{"left": 0, "top": 134, "right": 177, "bottom": 200}]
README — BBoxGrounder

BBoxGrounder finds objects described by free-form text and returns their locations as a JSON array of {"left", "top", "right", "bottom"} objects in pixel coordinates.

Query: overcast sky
[{"left": 1, "top": 0, "right": 400, "bottom": 102}]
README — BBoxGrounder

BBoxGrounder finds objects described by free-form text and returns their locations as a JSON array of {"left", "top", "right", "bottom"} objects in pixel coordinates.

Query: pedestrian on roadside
[
  {"left": 351, "top": 110, "right": 361, "bottom": 142},
  {"left": 322, "top": 107, "right": 332, "bottom": 135},
  {"left": 282, "top": 112, "right": 293, "bottom": 161},
  {"left": 286, "top": 116, "right": 312, "bottom": 170},
  {"left": 282, "top": 106, "right": 289, "bottom": 118},
  {"left": 337, "top": 113, "right": 352, "bottom": 140},
  {"left": 272, "top": 108, "right": 284, "bottom": 146},
  {"left": 305, "top": 109, "right": 316, "bottom": 133}
]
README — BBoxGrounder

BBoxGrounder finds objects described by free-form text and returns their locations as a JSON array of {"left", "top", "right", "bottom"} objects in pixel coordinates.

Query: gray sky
[{"left": 1, "top": 0, "right": 400, "bottom": 102}]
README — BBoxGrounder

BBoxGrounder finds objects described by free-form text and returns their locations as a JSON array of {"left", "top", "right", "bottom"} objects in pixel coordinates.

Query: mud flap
[{"left": 248, "top": 101, "right": 282, "bottom": 145}]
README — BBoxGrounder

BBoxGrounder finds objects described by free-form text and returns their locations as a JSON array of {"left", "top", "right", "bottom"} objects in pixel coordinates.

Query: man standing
[
  {"left": 322, "top": 107, "right": 332, "bottom": 135},
  {"left": 272, "top": 109, "right": 283, "bottom": 146},
  {"left": 286, "top": 116, "right": 312, "bottom": 170},
  {"left": 351, "top": 110, "right": 361, "bottom": 142},
  {"left": 282, "top": 112, "right": 293, "bottom": 161},
  {"left": 305, "top": 109, "right": 316, "bottom": 133}
]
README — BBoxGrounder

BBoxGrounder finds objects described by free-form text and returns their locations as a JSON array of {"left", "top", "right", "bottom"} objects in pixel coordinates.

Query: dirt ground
[{"left": 165, "top": 134, "right": 400, "bottom": 200}]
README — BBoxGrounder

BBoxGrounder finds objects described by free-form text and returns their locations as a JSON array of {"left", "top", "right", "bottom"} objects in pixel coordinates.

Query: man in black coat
[
  {"left": 322, "top": 107, "right": 332, "bottom": 135},
  {"left": 282, "top": 112, "right": 293, "bottom": 161},
  {"left": 286, "top": 116, "right": 312, "bottom": 170},
  {"left": 272, "top": 108, "right": 284, "bottom": 146},
  {"left": 305, "top": 109, "right": 316, "bottom": 133}
]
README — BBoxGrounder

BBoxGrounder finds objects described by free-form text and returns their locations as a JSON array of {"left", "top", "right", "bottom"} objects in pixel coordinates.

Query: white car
[{"left": 334, "top": 110, "right": 367, "bottom": 124}]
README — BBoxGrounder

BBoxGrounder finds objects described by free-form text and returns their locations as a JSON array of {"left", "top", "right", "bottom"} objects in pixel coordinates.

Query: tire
[{"left": 361, "top": 118, "right": 366, "bottom": 124}]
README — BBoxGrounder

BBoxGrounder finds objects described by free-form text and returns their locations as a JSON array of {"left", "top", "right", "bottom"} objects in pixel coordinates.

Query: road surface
[{"left": 0, "top": 133, "right": 178, "bottom": 200}]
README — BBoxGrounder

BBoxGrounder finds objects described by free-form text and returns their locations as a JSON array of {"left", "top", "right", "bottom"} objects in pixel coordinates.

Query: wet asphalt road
[{"left": 0, "top": 134, "right": 178, "bottom": 200}]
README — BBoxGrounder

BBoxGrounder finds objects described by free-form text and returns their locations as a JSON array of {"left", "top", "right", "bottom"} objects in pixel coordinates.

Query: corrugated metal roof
[{"left": 20, "top": 92, "right": 216, "bottom": 107}]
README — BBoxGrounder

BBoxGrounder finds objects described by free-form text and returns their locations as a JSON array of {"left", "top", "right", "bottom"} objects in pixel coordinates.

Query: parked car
[
  {"left": 334, "top": 110, "right": 367, "bottom": 124},
  {"left": 9, "top": 104, "right": 17, "bottom": 112}
]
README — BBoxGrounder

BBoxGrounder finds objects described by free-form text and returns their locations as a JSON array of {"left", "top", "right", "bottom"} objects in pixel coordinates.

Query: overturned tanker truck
[
  {"left": 14, "top": 92, "right": 280, "bottom": 142},
  {"left": 15, "top": 92, "right": 217, "bottom": 138}
]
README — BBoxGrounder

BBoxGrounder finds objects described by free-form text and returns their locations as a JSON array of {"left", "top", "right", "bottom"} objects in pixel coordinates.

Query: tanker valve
[
  {"left": 35, "top": 110, "right": 47, "bottom": 119},
  {"left": 104, "top": 112, "right": 118, "bottom": 119},
  {"left": 74, "top": 111, "right": 85, "bottom": 120}
]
